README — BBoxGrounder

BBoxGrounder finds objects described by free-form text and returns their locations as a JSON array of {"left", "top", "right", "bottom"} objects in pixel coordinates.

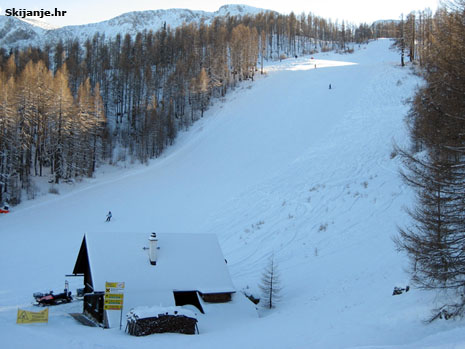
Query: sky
[{"left": 0, "top": 0, "right": 439, "bottom": 27}]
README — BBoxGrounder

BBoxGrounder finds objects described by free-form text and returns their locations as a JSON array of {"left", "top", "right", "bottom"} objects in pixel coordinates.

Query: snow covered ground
[{"left": 1, "top": 39, "right": 465, "bottom": 348}]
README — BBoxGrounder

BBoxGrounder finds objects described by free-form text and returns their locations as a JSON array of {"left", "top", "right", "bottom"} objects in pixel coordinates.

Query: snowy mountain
[
  {"left": 0, "top": 4, "right": 272, "bottom": 49},
  {"left": 0, "top": 16, "right": 46, "bottom": 47},
  {"left": 2, "top": 39, "right": 465, "bottom": 348}
]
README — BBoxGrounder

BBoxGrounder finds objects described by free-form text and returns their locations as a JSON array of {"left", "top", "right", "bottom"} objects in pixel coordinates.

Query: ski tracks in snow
[{"left": 205, "top": 41, "right": 420, "bottom": 314}]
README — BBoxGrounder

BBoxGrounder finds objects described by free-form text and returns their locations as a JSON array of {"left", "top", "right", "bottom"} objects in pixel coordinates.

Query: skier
[
  {"left": 329, "top": 83, "right": 332, "bottom": 89},
  {"left": 106, "top": 211, "right": 112, "bottom": 222}
]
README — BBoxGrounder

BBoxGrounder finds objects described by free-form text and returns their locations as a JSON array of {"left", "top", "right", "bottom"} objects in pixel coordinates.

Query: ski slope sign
[
  {"left": 104, "top": 281, "right": 125, "bottom": 329},
  {"left": 104, "top": 281, "right": 124, "bottom": 311},
  {"left": 16, "top": 308, "right": 49, "bottom": 324}
]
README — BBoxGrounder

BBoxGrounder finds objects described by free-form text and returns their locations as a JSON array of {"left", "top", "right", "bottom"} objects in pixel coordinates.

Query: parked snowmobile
[
  {"left": 33, "top": 290, "right": 73, "bottom": 306},
  {"left": 33, "top": 281, "right": 73, "bottom": 306}
]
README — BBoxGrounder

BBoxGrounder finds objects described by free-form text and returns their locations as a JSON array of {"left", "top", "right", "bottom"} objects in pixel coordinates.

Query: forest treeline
[
  {"left": 394, "top": 8, "right": 435, "bottom": 67},
  {"left": 395, "top": 0, "right": 465, "bottom": 320},
  {"left": 0, "top": 11, "right": 394, "bottom": 205}
]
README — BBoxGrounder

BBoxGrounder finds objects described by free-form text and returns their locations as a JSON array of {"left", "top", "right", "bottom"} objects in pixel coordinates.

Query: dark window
[{"left": 173, "top": 291, "right": 204, "bottom": 314}]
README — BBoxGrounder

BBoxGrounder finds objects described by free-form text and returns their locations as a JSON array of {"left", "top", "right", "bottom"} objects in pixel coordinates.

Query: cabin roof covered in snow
[{"left": 79, "top": 232, "right": 235, "bottom": 295}]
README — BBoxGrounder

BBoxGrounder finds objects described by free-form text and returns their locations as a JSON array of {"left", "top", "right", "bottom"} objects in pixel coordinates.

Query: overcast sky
[{"left": 0, "top": 0, "right": 440, "bottom": 27}]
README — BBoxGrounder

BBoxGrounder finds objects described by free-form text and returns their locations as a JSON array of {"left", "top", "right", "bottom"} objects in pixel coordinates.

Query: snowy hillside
[
  {"left": 0, "top": 16, "right": 46, "bottom": 46},
  {"left": 0, "top": 4, "right": 272, "bottom": 49},
  {"left": 2, "top": 39, "right": 465, "bottom": 348}
]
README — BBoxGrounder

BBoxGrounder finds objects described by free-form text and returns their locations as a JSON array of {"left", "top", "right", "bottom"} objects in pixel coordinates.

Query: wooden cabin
[{"left": 71, "top": 232, "right": 235, "bottom": 328}]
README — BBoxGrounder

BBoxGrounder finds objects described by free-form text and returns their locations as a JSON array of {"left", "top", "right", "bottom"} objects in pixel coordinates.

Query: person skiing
[
  {"left": 329, "top": 83, "right": 332, "bottom": 89},
  {"left": 106, "top": 211, "right": 112, "bottom": 222}
]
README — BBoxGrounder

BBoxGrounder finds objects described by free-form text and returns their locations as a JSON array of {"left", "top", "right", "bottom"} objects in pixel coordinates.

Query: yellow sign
[
  {"left": 104, "top": 281, "right": 125, "bottom": 312},
  {"left": 105, "top": 298, "right": 123, "bottom": 305},
  {"left": 105, "top": 293, "right": 124, "bottom": 300},
  {"left": 16, "top": 308, "right": 49, "bottom": 324},
  {"left": 105, "top": 282, "right": 125, "bottom": 289}
]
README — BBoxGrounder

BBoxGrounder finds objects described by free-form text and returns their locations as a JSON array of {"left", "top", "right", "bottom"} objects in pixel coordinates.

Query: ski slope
[{"left": 2, "top": 39, "right": 465, "bottom": 348}]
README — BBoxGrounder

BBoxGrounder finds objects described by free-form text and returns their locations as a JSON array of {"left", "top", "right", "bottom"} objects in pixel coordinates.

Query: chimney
[{"left": 149, "top": 232, "right": 158, "bottom": 265}]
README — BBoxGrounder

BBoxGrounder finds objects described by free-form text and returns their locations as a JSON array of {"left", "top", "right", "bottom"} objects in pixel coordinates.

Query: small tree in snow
[{"left": 259, "top": 255, "right": 281, "bottom": 309}]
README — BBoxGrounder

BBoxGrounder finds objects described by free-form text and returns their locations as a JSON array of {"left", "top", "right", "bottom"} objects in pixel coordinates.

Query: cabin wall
[
  {"left": 200, "top": 292, "right": 232, "bottom": 303},
  {"left": 83, "top": 292, "right": 104, "bottom": 324}
]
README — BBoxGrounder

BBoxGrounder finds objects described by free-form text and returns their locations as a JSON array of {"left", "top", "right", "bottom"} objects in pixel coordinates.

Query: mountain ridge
[{"left": 0, "top": 4, "right": 272, "bottom": 49}]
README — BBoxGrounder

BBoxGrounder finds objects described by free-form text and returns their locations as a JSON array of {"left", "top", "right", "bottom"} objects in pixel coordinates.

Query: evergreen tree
[{"left": 259, "top": 255, "right": 282, "bottom": 309}]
